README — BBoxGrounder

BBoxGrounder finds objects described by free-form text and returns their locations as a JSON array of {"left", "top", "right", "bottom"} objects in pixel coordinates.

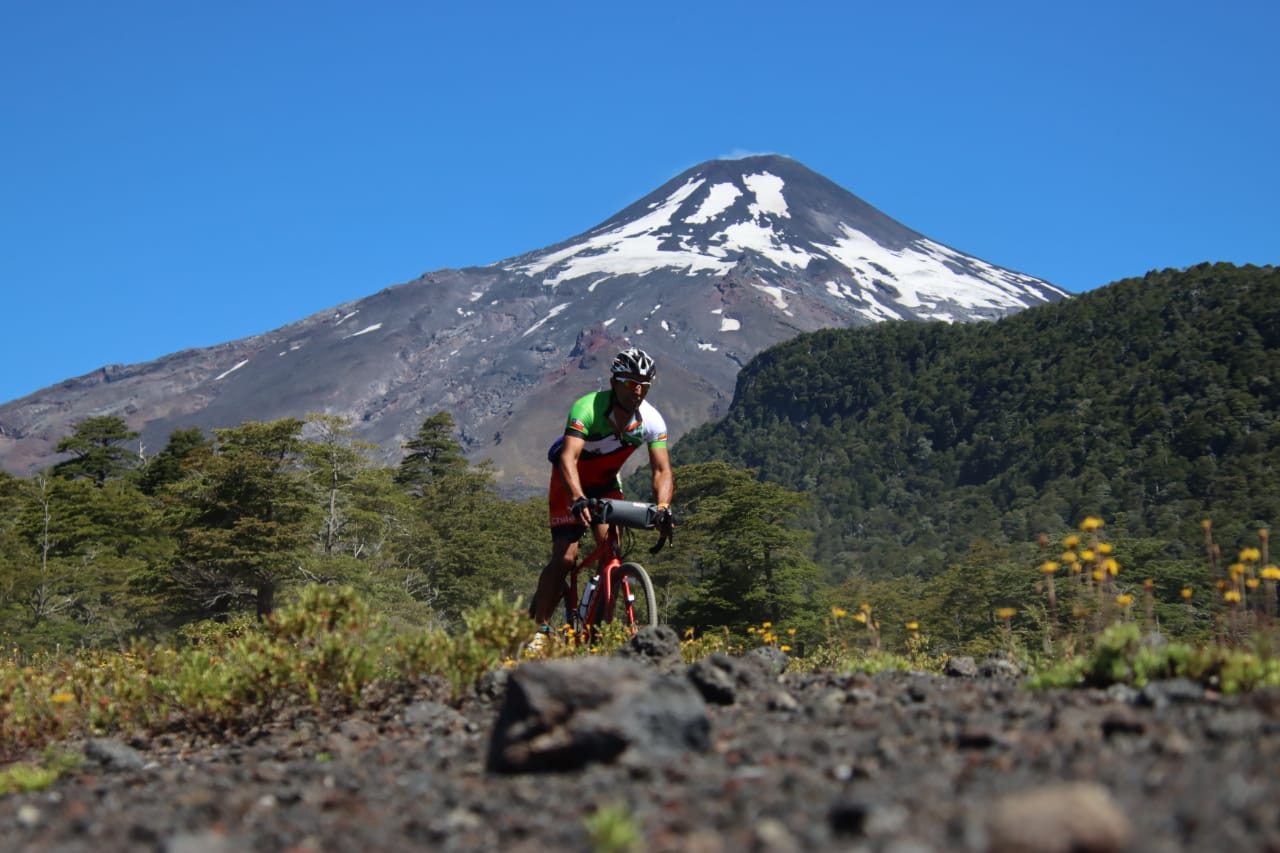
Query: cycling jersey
[
  {"left": 547, "top": 391, "right": 668, "bottom": 530},
  {"left": 558, "top": 390, "right": 667, "bottom": 482}
]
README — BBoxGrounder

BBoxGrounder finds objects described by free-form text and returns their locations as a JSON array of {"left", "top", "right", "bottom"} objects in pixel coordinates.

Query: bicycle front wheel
[{"left": 595, "top": 561, "right": 658, "bottom": 633}]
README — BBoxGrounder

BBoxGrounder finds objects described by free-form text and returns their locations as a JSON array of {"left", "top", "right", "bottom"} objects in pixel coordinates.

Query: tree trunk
[{"left": 256, "top": 579, "right": 276, "bottom": 620}]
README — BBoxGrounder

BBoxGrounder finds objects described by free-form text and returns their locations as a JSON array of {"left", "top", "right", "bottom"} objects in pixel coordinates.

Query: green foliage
[
  {"left": 139, "top": 427, "right": 209, "bottom": 495},
  {"left": 584, "top": 802, "right": 643, "bottom": 853},
  {"left": 52, "top": 415, "right": 140, "bottom": 485},
  {"left": 1028, "top": 622, "right": 1280, "bottom": 693},
  {"left": 163, "top": 418, "right": 318, "bottom": 619},
  {"left": 388, "top": 592, "right": 533, "bottom": 695},
  {"left": 653, "top": 462, "right": 822, "bottom": 641},
  {"left": 395, "top": 412, "right": 469, "bottom": 493},
  {"left": 0, "top": 748, "right": 81, "bottom": 794}
]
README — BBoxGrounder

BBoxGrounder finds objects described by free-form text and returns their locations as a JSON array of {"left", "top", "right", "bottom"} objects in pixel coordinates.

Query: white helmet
[{"left": 610, "top": 347, "right": 656, "bottom": 379}]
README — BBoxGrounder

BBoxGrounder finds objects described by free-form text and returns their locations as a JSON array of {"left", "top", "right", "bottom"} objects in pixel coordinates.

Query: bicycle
[{"left": 558, "top": 497, "right": 668, "bottom": 642}]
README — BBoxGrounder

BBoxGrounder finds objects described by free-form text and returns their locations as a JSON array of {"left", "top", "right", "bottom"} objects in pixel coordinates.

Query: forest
[{"left": 3, "top": 262, "right": 1278, "bottom": 658}]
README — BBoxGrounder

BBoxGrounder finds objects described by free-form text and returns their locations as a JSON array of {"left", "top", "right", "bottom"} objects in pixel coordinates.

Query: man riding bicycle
[{"left": 529, "top": 347, "right": 674, "bottom": 640}]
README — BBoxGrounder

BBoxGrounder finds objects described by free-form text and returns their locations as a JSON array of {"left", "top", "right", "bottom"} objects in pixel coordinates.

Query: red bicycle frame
[{"left": 566, "top": 526, "right": 622, "bottom": 636}]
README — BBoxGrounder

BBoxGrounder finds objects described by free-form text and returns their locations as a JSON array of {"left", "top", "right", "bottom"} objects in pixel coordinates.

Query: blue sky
[{"left": 3, "top": 1, "right": 1276, "bottom": 405}]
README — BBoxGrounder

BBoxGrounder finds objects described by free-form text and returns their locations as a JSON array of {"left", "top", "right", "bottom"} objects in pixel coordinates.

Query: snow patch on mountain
[
  {"left": 745, "top": 172, "right": 788, "bottom": 218},
  {"left": 813, "top": 226, "right": 1064, "bottom": 311},
  {"left": 345, "top": 323, "right": 383, "bottom": 338},
  {"left": 523, "top": 302, "right": 571, "bottom": 336},
  {"left": 508, "top": 170, "right": 811, "bottom": 285},
  {"left": 215, "top": 360, "right": 249, "bottom": 381},
  {"left": 686, "top": 183, "right": 741, "bottom": 223}
]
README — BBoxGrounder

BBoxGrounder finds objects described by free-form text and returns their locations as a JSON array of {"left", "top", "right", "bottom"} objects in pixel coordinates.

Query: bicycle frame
[{"left": 565, "top": 523, "right": 627, "bottom": 639}]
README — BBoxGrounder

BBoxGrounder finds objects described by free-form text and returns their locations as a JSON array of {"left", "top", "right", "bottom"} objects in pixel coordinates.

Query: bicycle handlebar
[{"left": 586, "top": 498, "right": 673, "bottom": 552}]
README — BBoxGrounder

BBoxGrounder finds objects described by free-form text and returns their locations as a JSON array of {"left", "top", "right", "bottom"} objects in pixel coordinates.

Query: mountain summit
[
  {"left": 507, "top": 156, "right": 1061, "bottom": 322},
  {"left": 0, "top": 155, "right": 1066, "bottom": 487}
]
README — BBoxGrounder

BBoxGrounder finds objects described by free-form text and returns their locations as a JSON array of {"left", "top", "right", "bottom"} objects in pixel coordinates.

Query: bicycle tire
[{"left": 594, "top": 561, "right": 658, "bottom": 633}]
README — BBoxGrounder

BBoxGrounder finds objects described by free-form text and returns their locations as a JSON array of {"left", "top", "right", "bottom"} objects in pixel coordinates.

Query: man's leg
[{"left": 532, "top": 534, "right": 579, "bottom": 626}]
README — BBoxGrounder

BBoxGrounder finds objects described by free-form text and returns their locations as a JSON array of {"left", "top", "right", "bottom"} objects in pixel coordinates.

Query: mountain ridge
[{"left": 0, "top": 155, "right": 1066, "bottom": 486}]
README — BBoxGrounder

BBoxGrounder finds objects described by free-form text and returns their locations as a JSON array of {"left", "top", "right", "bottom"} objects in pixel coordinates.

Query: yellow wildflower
[
  {"left": 1040, "top": 561, "right": 1060, "bottom": 574},
  {"left": 1181, "top": 587, "right": 1193, "bottom": 600},
  {"left": 905, "top": 622, "right": 919, "bottom": 631},
  {"left": 1061, "top": 551, "right": 1077, "bottom": 563},
  {"left": 1104, "top": 558, "right": 1119, "bottom": 576},
  {"left": 995, "top": 607, "right": 1017, "bottom": 620},
  {"left": 1240, "top": 547, "right": 1262, "bottom": 563},
  {"left": 1116, "top": 594, "right": 1134, "bottom": 607},
  {"left": 1080, "top": 516, "right": 1105, "bottom": 532},
  {"left": 853, "top": 612, "right": 868, "bottom": 624},
  {"left": 1262, "top": 566, "right": 1280, "bottom": 581},
  {"left": 1224, "top": 589, "right": 1243, "bottom": 603},
  {"left": 831, "top": 606, "right": 848, "bottom": 619},
  {"left": 1098, "top": 543, "right": 1114, "bottom": 555},
  {"left": 50, "top": 691, "right": 75, "bottom": 704},
  {"left": 1247, "top": 578, "right": 1260, "bottom": 590},
  {"left": 1063, "top": 535, "right": 1080, "bottom": 549}
]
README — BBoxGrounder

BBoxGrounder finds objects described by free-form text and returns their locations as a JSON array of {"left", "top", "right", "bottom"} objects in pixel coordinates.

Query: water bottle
[{"left": 578, "top": 575, "right": 599, "bottom": 622}]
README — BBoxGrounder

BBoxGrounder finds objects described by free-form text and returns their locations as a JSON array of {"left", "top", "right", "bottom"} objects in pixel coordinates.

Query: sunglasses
[{"left": 617, "top": 377, "right": 652, "bottom": 390}]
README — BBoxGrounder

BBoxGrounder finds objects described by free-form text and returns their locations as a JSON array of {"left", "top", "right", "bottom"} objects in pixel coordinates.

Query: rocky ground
[{"left": 3, "top": 627, "right": 1280, "bottom": 853}]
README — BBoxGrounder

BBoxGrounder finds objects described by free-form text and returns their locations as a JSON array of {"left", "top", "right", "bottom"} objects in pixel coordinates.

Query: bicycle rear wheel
[{"left": 594, "top": 561, "right": 658, "bottom": 633}]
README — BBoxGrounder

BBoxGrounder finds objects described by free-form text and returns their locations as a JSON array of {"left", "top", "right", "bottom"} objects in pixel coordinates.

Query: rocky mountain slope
[{"left": 0, "top": 155, "right": 1066, "bottom": 489}]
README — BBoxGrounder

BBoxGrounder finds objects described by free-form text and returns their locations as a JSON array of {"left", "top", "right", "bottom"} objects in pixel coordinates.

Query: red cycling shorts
[{"left": 548, "top": 470, "right": 623, "bottom": 540}]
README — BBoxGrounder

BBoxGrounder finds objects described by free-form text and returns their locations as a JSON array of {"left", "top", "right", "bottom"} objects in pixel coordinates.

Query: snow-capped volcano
[
  {"left": 505, "top": 156, "right": 1064, "bottom": 322},
  {"left": 0, "top": 155, "right": 1067, "bottom": 488}
]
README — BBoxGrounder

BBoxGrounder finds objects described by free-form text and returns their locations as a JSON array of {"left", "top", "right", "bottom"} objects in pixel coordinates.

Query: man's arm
[{"left": 648, "top": 445, "right": 673, "bottom": 508}]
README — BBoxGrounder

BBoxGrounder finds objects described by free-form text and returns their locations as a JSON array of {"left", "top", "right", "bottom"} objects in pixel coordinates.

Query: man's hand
[
  {"left": 571, "top": 496, "right": 592, "bottom": 526},
  {"left": 649, "top": 504, "right": 675, "bottom": 554}
]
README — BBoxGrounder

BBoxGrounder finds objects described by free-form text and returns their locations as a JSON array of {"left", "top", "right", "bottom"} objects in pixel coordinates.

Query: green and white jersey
[{"left": 558, "top": 391, "right": 668, "bottom": 484}]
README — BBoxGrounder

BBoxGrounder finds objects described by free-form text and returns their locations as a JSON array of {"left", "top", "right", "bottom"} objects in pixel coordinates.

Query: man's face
[{"left": 612, "top": 373, "right": 652, "bottom": 410}]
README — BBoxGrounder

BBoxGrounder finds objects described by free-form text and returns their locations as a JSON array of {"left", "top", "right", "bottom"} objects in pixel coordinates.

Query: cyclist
[{"left": 529, "top": 347, "right": 674, "bottom": 645}]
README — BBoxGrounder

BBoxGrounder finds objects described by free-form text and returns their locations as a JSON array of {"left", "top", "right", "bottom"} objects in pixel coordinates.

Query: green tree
[
  {"left": 53, "top": 415, "right": 140, "bottom": 485},
  {"left": 301, "top": 414, "right": 385, "bottom": 557},
  {"left": 666, "top": 462, "right": 821, "bottom": 638},
  {"left": 139, "top": 427, "right": 210, "bottom": 495},
  {"left": 0, "top": 473, "right": 163, "bottom": 650},
  {"left": 395, "top": 412, "right": 468, "bottom": 494},
  {"left": 165, "top": 419, "right": 317, "bottom": 619},
  {"left": 392, "top": 457, "right": 542, "bottom": 626}
]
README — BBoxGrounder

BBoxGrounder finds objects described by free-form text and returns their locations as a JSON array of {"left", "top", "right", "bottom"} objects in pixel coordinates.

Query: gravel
[{"left": 4, "top": 628, "right": 1280, "bottom": 853}]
